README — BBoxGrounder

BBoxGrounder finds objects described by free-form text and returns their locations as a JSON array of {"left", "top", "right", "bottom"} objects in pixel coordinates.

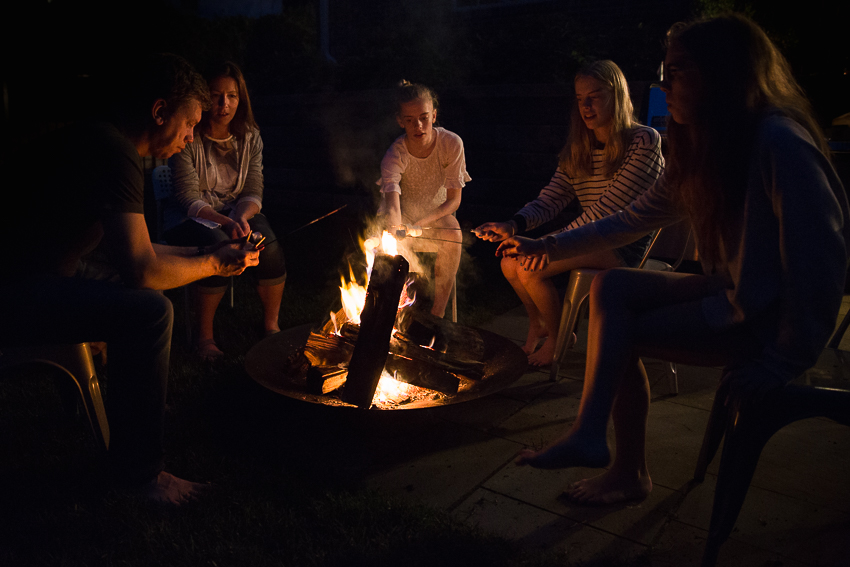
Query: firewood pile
[{"left": 281, "top": 254, "right": 489, "bottom": 409}]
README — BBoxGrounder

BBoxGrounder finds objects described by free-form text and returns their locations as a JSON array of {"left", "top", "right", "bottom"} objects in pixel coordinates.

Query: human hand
[
  {"left": 391, "top": 224, "right": 422, "bottom": 239},
  {"left": 473, "top": 222, "right": 514, "bottom": 242},
  {"left": 210, "top": 241, "right": 260, "bottom": 276},
  {"left": 520, "top": 253, "right": 550, "bottom": 272},
  {"left": 223, "top": 219, "right": 249, "bottom": 240},
  {"left": 496, "top": 236, "right": 546, "bottom": 259}
]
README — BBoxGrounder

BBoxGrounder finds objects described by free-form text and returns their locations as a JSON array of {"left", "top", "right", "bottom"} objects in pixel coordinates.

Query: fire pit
[
  {"left": 245, "top": 230, "right": 527, "bottom": 410},
  {"left": 245, "top": 323, "right": 526, "bottom": 410}
]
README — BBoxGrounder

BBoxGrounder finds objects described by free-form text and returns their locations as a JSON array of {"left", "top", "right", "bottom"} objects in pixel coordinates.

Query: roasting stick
[
  {"left": 287, "top": 204, "right": 348, "bottom": 236},
  {"left": 401, "top": 236, "right": 462, "bottom": 244}
]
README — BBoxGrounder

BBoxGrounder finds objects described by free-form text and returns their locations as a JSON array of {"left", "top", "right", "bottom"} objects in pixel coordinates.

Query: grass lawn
[{"left": 1, "top": 201, "right": 628, "bottom": 567}]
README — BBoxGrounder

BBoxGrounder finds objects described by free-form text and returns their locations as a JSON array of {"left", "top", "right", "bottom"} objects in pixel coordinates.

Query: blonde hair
[
  {"left": 559, "top": 60, "right": 637, "bottom": 179},
  {"left": 394, "top": 80, "right": 439, "bottom": 116}
]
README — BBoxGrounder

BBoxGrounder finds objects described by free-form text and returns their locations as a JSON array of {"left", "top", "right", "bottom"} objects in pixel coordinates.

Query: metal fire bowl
[{"left": 245, "top": 323, "right": 528, "bottom": 410}]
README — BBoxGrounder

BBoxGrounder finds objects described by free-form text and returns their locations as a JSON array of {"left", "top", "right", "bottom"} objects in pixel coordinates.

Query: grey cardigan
[{"left": 165, "top": 128, "right": 264, "bottom": 232}]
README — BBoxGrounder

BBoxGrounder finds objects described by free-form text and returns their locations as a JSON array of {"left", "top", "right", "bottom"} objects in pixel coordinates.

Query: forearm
[
  {"left": 195, "top": 205, "right": 232, "bottom": 226},
  {"left": 381, "top": 192, "right": 402, "bottom": 228},
  {"left": 134, "top": 249, "right": 221, "bottom": 290},
  {"left": 234, "top": 200, "right": 261, "bottom": 221}
]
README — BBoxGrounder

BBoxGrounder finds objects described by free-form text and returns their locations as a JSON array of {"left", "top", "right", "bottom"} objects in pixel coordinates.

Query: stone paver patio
[{"left": 362, "top": 302, "right": 850, "bottom": 566}]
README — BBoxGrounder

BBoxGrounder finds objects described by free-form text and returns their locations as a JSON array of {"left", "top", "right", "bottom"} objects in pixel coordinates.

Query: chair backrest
[
  {"left": 151, "top": 165, "right": 173, "bottom": 201},
  {"left": 637, "top": 221, "right": 693, "bottom": 272},
  {"left": 151, "top": 165, "right": 174, "bottom": 242}
]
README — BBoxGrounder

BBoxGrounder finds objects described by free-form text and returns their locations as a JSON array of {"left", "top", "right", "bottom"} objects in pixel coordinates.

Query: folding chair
[{"left": 0, "top": 342, "right": 110, "bottom": 450}]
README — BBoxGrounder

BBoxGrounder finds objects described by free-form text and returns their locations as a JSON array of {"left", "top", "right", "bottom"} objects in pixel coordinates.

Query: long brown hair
[
  {"left": 199, "top": 61, "right": 259, "bottom": 138},
  {"left": 664, "top": 14, "right": 827, "bottom": 267},
  {"left": 559, "top": 60, "right": 638, "bottom": 179}
]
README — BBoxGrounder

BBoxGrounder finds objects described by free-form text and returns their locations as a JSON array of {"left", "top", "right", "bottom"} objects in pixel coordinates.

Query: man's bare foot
[
  {"left": 527, "top": 337, "right": 557, "bottom": 366},
  {"left": 515, "top": 432, "right": 610, "bottom": 469},
  {"left": 565, "top": 468, "right": 652, "bottom": 505},
  {"left": 138, "top": 471, "right": 209, "bottom": 505}
]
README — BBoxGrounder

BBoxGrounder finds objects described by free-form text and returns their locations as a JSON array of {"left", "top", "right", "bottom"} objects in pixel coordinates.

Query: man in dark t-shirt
[{"left": 0, "top": 54, "right": 259, "bottom": 504}]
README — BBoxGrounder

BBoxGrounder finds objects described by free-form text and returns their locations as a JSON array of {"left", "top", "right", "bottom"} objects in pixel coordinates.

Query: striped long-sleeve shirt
[{"left": 514, "top": 125, "right": 664, "bottom": 234}]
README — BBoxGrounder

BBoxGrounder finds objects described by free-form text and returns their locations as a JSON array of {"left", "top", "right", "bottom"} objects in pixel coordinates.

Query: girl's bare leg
[
  {"left": 257, "top": 280, "right": 285, "bottom": 335},
  {"left": 566, "top": 358, "right": 653, "bottom": 504},
  {"left": 431, "top": 216, "right": 462, "bottom": 317},
  {"left": 518, "top": 270, "right": 730, "bottom": 484},
  {"left": 195, "top": 288, "right": 226, "bottom": 357},
  {"left": 516, "top": 250, "right": 621, "bottom": 366},
  {"left": 501, "top": 256, "right": 547, "bottom": 354}
]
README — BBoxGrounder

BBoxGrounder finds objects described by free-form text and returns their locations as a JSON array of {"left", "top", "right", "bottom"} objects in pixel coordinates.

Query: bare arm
[
  {"left": 380, "top": 191, "right": 403, "bottom": 229},
  {"left": 102, "top": 211, "right": 258, "bottom": 290}
]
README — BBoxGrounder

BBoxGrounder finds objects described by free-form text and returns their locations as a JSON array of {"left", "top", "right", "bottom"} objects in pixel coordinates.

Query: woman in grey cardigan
[{"left": 165, "top": 61, "right": 286, "bottom": 358}]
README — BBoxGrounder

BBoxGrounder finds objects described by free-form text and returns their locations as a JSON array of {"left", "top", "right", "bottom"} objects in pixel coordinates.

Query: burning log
[
  {"left": 342, "top": 254, "right": 410, "bottom": 408},
  {"left": 306, "top": 366, "right": 348, "bottom": 395},
  {"left": 304, "top": 331, "right": 353, "bottom": 367},
  {"left": 385, "top": 354, "right": 460, "bottom": 395},
  {"left": 391, "top": 309, "right": 485, "bottom": 379}
]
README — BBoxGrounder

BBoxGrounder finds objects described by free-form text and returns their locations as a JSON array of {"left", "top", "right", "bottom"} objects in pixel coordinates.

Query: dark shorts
[
  {"left": 163, "top": 212, "right": 286, "bottom": 291},
  {"left": 612, "top": 232, "right": 653, "bottom": 268}
]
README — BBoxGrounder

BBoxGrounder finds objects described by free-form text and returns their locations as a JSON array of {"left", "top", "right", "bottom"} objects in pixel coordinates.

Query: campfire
[{"left": 247, "top": 229, "right": 526, "bottom": 410}]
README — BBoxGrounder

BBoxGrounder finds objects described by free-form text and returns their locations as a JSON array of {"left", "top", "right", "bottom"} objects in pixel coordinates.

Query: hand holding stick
[{"left": 473, "top": 221, "right": 515, "bottom": 242}]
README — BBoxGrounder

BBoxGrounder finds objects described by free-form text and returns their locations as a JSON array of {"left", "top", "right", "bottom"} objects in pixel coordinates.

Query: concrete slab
[
  {"left": 454, "top": 488, "right": 650, "bottom": 565},
  {"left": 644, "top": 400, "right": 711, "bottom": 490},
  {"left": 492, "top": 378, "right": 585, "bottom": 447},
  {"left": 651, "top": 519, "right": 810, "bottom": 567},
  {"left": 676, "top": 475, "right": 850, "bottom": 565},
  {"left": 362, "top": 427, "right": 522, "bottom": 509}
]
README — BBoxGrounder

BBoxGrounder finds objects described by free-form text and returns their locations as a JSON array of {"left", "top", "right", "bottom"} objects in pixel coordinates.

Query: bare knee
[
  {"left": 589, "top": 268, "right": 633, "bottom": 311},
  {"left": 500, "top": 256, "right": 522, "bottom": 282}
]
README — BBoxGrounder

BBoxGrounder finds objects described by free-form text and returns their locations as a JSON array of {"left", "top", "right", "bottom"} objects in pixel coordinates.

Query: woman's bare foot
[
  {"left": 565, "top": 468, "right": 652, "bottom": 505},
  {"left": 515, "top": 431, "right": 611, "bottom": 469},
  {"left": 196, "top": 339, "right": 223, "bottom": 360},
  {"left": 527, "top": 337, "right": 557, "bottom": 366},
  {"left": 138, "top": 471, "right": 209, "bottom": 505},
  {"left": 522, "top": 322, "right": 548, "bottom": 355}
]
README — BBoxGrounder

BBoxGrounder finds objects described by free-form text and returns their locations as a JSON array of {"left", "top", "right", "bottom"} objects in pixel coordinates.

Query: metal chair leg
[
  {"left": 550, "top": 268, "right": 599, "bottom": 382},
  {"left": 0, "top": 343, "right": 110, "bottom": 450}
]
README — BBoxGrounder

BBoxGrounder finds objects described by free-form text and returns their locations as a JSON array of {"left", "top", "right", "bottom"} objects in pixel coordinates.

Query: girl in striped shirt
[{"left": 475, "top": 60, "right": 664, "bottom": 366}]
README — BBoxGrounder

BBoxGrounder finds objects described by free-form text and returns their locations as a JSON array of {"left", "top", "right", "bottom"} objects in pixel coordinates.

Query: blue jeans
[{"left": 0, "top": 274, "right": 172, "bottom": 487}]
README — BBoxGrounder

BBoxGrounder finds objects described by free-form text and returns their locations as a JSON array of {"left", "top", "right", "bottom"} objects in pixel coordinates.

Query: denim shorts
[{"left": 612, "top": 232, "right": 653, "bottom": 268}]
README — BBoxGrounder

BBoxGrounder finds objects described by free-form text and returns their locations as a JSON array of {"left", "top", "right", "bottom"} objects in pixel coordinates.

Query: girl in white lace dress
[{"left": 378, "top": 81, "right": 471, "bottom": 317}]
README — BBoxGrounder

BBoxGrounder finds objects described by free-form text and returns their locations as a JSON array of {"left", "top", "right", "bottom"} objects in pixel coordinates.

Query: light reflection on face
[
  {"left": 208, "top": 76, "right": 240, "bottom": 131},
  {"left": 396, "top": 98, "right": 436, "bottom": 150},
  {"left": 660, "top": 44, "right": 704, "bottom": 125},
  {"left": 574, "top": 75, "right": 614, "bottom": 135},
  {"left": 150, "top": 99, "right": 201, "bottom": 159}
]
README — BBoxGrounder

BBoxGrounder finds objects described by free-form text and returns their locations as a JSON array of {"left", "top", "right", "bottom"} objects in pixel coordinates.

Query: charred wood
[{"left": 342, "top": 254, "right": 410, "bottom": 408}]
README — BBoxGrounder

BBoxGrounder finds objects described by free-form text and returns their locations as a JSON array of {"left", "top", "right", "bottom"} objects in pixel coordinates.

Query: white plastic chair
[{"left": 549, "top": 224, "right": 693, "bottom": 392}]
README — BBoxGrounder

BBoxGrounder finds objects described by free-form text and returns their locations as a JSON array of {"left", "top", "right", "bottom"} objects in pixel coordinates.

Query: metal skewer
[
  {"left": 404, "top": 236, "right": 462, "bottom": 244},
  {"left": 287, "top": 204, "right": 348, "bottom": 236}
]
